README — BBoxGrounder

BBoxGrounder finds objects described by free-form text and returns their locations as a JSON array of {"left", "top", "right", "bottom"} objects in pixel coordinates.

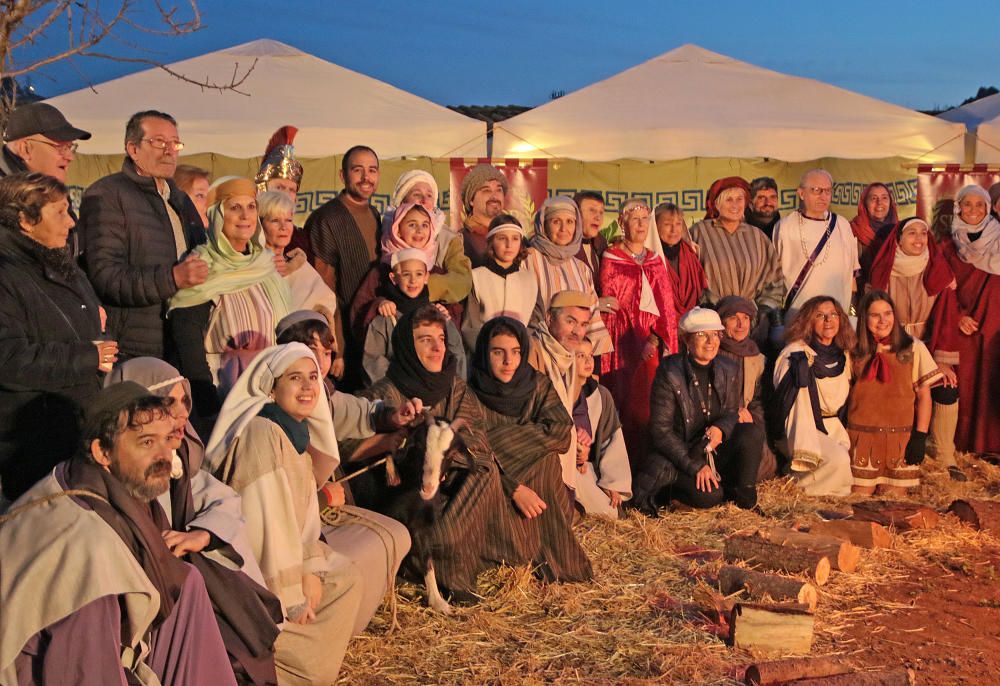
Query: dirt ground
[
  {"left": 832, "top": 534, "right": 1000, "bottom": 685},
  {"left": 338, "top": 454, "right": 1000, "bottom": 685}
]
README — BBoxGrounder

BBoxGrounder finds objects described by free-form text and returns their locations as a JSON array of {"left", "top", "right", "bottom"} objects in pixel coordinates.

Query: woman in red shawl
[
  {"left": 868, "top": 217, "right": 965, "bottom": 480},
  {"left": 852, "top": 183, "right": 899, "bottom": 284},
  {"left": 939, "top": 185, "right": 1000, "bottom": 459},
  {"left": 600, "top": 199, "right": 678, "bottom": 461},
  {"left": 654, "top": 202, "right": 706, "bottom": 319}
]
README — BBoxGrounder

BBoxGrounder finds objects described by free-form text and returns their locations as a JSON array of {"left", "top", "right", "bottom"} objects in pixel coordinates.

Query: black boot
[{"left": 730, "top": 485, "right": 759, "bottom": 511}]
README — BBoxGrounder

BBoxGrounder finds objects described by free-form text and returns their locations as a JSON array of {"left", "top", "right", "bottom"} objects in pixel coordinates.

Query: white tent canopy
[
  {"left": 46, "top": 39, "right": 485, "bottom": 158},
  {"left": 953, "top": 93, "right": 1000, "bottom": 163},
  {"left": 938, "top": 93, "right": 1000, "bottom": 132},
  {"left": 459, "top": 44, "right": 964, "bottom": 163}
]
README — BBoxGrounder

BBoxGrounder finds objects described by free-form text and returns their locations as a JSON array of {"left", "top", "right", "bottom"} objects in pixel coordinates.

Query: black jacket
[
  {"left": 77, "top": 157, "right": 205, "bottom": 358},
  {"left": 0, "top": 229, "right": 104, "bottom": 495},
  {"left": 638, "top": 353, "right": 741, "bottom": 493}
]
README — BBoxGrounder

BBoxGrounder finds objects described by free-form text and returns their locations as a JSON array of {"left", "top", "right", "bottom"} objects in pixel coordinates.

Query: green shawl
[{"left": 168, "top": 202, "right": 291, "bottom": 316}]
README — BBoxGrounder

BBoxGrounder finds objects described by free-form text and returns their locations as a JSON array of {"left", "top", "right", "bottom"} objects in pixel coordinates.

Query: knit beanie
[{"left": 460, "top": 163, "right": 508, "bottom": 211}]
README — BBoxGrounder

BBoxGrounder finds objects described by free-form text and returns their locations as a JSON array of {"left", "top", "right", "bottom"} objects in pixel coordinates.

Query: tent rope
[
  {"left": 912, "top": 132, "right": 965, "bottom": 162},
  {"left": 490, "top": 126, "right": 560, "bottom": 159},
  {"left": 438, "top": 130, "right": 491, "bottom": 160},
  {"left": 973, "top": 134, "right": 1000, "bottom": 155}
]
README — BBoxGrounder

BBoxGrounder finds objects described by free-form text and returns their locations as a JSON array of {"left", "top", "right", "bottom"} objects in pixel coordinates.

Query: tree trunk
[
  {"left": 756, "top": 527, "right": 860, "bottom": 572},
  {"left": 784, "top": 668, "right": 915, "bottom": 685},
  {"left": 851, "top": 500, "right": 939, "bottom": 530},
  {"left": 808, "top": 520, "right": 892, "bottom": 549},
  {"left": 729, "top": 603, "right": 814, "bottom": 654},
  {"left": 719, "top": 565, "right": 817, "bottom": 611},
  {"left": 948, "top": 499, "right": 1000, "bottom": 535},
  {"left": 744, "top": 656, "right": 851, "bottom": 685},
  {"left": 723, "top": 534, "right": 831, "bottom": 585}
]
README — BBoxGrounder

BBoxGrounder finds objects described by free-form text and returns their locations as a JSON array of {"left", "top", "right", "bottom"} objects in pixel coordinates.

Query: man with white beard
[{"left": 773, "top": 169, "right": 859, "bottom": 319}]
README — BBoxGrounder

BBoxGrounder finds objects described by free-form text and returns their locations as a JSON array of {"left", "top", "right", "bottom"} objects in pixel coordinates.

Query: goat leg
[{"left": 424, "top": 559, "right": 452, "bottom": 615}]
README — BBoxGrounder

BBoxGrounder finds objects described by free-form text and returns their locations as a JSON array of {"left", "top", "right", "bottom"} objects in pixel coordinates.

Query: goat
[{"left": 345, "top": 413, "right": 461, "bottom": 613}]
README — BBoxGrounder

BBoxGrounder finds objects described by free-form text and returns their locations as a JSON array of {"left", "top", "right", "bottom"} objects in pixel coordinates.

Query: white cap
[
  {"left": 390, "top": 247, "right": 432, "bottom": 269},
  {"left": 679, "top": 307, "right": 724, "bottom": 334}
]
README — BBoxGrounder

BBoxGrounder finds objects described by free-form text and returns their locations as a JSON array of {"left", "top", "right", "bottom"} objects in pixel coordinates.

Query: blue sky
[{"left": 11, "top": 0, "right": 999, "bottom": 111}]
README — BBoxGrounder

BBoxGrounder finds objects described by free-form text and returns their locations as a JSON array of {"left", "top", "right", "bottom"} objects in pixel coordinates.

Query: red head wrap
[{"left": 704, "top": 176, "right": 750, "bottom": 220}]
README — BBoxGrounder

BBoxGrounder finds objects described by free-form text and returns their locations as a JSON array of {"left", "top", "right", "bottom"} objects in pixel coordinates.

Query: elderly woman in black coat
[
  {"left": 0, "top": 172, "right": 118, "bottom": 500},
  {"left": 631, "top": 307, "right": 764, "bottom": 512}
]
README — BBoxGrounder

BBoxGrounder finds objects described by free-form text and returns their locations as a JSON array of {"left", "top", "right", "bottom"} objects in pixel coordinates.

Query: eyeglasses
[
  {"left": 28, "top": 138, "right": 78, "bottom": 155},
  {"left": 692, "top": 331, "right": 722, "bottom": 342},
  {"left": 813, "top": 313, "right": 839, "bottom": 322},
  {"left": 143, "top": 138, "right": 185, "bottom": 151},
  {"left": 806, "top": 186, "right": 833, "bottom": 196}
]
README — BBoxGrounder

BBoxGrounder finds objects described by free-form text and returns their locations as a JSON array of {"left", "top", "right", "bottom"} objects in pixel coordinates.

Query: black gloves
[{"left": 904, "top": 430, "right": 928, "bottom": 466}]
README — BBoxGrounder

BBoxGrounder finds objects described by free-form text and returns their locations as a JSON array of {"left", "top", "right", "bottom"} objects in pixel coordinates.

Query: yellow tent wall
[{"left": 66, "top": 154, "right": 919, "bottom": 228}]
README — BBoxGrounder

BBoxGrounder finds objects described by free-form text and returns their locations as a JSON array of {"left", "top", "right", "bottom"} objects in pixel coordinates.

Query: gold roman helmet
[{"left": 255, "top": 125, "right": 304, "bottom": 193}]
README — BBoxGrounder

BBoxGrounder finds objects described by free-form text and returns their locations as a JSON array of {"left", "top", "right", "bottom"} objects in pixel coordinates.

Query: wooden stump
[
  {"left": 851, "top": 500, "right": 939, "bottom": 530},
  {"left": 729, "top": 603, "right": 814, "bottom": 654},
  {"left": 948, "top": 499, "right": 1000, "bottom": 536},
  {"left": 719, "top": 565, "right": 818, "bottom": 612},
  {"left": 785, "top": 668, "right": 915, "bottom": 685},
  {"left": 744, "top": 656, "right": 851, "bottom": 685},
  {"left": 724, "top": 534, "right": 831, "bottom": 585},
  {"left": 757, "top": 527, "right": 861, "bottom": 572},
  {"left": 809, "top": 520, "right": 892, "bottom": 549}
]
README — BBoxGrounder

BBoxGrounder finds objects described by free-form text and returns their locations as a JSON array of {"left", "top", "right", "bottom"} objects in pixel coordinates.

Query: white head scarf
[
  {"left": 391, "top": 169, "right": 439, "bottom": 208},
  {"left": 891, "top": 218, "right": 930, "bottom": 279},
  {"left": 952, "top": 184, "right": 1000, "bottom": 275},
  {"left": 204, "top": 342, "right": 339, "bottom": 473}
]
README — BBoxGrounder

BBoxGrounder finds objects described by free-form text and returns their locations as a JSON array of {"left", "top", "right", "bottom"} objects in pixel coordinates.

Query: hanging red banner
[
  {"left": 449, "top": 158, "right": 549, "bottom": 232},
  {"left": 917, "top": 164, "right": 1000, "bottom": 238}
]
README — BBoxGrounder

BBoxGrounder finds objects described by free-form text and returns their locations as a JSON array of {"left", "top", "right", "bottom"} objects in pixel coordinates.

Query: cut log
[
  {"left": 786, "top": 668, "right": 915, "bottom": 685},
  {"left": 719, "top": 565, "right": 817, "bottom": 612},
  {"left": 724, "top": 534, "right": 831, "bottom": 585},
  {"left": 729, "top": 603, "right": 814, "bottom": 654},
  {"left": 808, "top": 520, "right": 892, "bottom": 549},
  {"left": 757, "top": 527, "right": 861, "bottom": 573},
  {"left": 948, "top": 498, "right": 1000, "bottom": 535},
  {"left": 851, "top": 500, "right": 938, "bottom": 530},
  {"left": 744, "top": 656, "right": 851, "bottom": 685}
]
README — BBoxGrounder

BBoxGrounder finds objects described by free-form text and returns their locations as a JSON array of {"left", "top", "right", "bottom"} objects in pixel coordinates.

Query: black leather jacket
[{"left": 633, "top": 353, "right": 741, "bottom": 501}]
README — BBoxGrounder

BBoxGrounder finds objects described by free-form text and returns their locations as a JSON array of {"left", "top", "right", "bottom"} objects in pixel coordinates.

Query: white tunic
[
  {"left": 774, "top": 341, "right": 854, "bottom": 497},
  {"left": 462, "top": 265, "right": 538, "bottom": 351},
  {"left": 773, "top": 210, "right": 859, "bottom": 318}
]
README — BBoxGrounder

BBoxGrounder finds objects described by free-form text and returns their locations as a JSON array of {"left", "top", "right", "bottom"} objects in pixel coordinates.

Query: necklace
[
  {"left": 797, "top": 211, "right": 832, "bottom": 267},
  {"left": 688, "top": 359, "right": 714, "bottom": 420}
]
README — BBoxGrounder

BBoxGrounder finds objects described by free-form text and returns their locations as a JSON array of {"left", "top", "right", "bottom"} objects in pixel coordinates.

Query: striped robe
[
  {"left": 205, "top": 282, "right": 276, "bottom": 396},
  {"left": 478, "top": 375, "right": 593, "bottom": 582},
  {"left": 345, "top": 377, "right": 532, "bottom": 593},
  {"left": 689, "top": 219, "right": 785, "bottom": 311},
  {"left": 523, "top": 247, "right": 612, "bottom": 355},
  {"left": 306, "top": 195, "right": 380, "bottom": 310}
]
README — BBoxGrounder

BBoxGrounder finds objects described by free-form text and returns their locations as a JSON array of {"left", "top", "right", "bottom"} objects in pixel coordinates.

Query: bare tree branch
[
  {"left": 9, "top": 1, "right": 69, "bottom": 52},
  {"left": 0, "top": 0, "right": 253, "bottom": 114},
  {"left": 80, "top": 52, "right": 257, "bottom": 96},
  {"left": 3, "top": 0, "right": 131, "bottom": 78}
]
